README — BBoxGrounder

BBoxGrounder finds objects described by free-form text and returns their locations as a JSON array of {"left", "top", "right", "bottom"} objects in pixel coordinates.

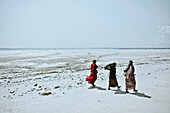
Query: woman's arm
[
  {"left": 104, "top": 64, "right": 111, "bottom": 70},
  {"left": 124, "top": 64, "right": 130, "bottom": 72}
]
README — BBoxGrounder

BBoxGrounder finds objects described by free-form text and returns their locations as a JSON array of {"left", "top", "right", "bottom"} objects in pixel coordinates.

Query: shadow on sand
[
  {"left": 88, "top": 86, "right": 151, "bottom": 98},
  {"left": 88, "top": 85, "right": 107, "bottom": 90},
  {"left": 129, "top": 92, "right": 152, "bottom": 98},
  {"left": 113, "top": 89, "right": 126, "bottom": 94},
  {"left": 113, "top": 89, "right": 151, "bottom": 98}
]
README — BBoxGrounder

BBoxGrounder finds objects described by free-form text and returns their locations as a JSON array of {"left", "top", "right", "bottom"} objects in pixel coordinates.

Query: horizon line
[{"left": 0, "top": 47, "right": 170, "bottom": 50}]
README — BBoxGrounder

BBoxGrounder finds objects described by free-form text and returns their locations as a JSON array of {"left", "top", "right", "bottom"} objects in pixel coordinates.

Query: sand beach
[{"left": 0, "top": 49, "right": 170, "bottom": 113}]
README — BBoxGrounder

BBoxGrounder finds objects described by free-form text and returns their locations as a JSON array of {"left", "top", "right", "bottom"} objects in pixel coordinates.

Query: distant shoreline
[{"left": 0, "top": 48, "right": 170, "bottom": 50}]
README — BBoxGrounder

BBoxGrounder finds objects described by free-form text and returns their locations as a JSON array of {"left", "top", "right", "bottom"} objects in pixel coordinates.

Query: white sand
[{"left": 0, "top": 49, "right": 170, "bottom": 113}]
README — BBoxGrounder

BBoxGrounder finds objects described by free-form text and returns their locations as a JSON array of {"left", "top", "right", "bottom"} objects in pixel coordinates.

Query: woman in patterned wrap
[
  {"left": 86, "top": 60, "right": 98, "bottom": 87},
  {"left": 124, "top": 60, "right": 138, "bottom": 93},
  {"left": 105, "top": 62, "right": 121, "bottom": 90}
]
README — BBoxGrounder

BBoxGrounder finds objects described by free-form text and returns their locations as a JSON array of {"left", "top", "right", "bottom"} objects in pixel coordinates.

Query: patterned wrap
[{"left": 124, "top": 64, "right": 136, "bottom": 90}]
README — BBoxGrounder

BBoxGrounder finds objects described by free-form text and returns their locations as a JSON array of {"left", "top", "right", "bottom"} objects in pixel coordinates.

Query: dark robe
[{"left": 105, "top": 64, "right": 118, "bottom": 87}]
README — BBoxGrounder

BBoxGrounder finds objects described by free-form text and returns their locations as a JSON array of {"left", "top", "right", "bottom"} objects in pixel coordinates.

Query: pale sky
[{"left": 0, "top": 0, "right": 170, "bottom": 48}]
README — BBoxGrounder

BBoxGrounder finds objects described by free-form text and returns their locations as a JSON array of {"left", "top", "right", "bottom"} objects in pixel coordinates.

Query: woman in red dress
[{"left": 86, "top": 60, "right": 98, "bottom": 87}]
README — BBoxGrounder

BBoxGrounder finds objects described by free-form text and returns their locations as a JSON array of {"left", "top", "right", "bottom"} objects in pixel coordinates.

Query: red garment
[
  {"left": 86, "top": 72, "right": 97, "bottom": 84},
  {"left": 86, "top": 63, "right": 97, "bottom": 84}
]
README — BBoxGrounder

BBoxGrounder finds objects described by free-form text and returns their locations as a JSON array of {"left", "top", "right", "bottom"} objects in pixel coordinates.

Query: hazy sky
[{"left": 0, "top": 0, "right": 170, "bottom": 48}]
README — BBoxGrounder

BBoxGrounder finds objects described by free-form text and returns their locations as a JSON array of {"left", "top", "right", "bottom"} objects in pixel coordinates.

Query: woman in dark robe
[
  {"left": 124, "top": 60, "right": 138, "bottom": 93},
  {"left": 86, "top": 60, "right": 98, "bottom": 87},
  {"left": 105, "top": 62, "right": 121, "bottom": 90}
]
